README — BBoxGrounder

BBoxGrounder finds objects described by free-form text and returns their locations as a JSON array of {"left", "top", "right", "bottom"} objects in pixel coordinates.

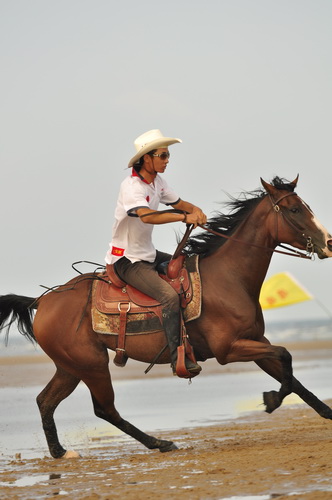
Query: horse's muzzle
[{"left": 318, "top": 238, "right": 332, "bottom": 259}]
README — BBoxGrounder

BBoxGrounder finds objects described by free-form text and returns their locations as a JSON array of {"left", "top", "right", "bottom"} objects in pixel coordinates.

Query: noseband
[{"left": 269, "top": 192, "right": 314, "bottom": 258}]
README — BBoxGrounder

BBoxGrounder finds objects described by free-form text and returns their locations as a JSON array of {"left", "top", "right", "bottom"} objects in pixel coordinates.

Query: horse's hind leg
[
  {"left": 36, "top": 366, "right": 80, "bottom": 458},
  {"left": 83, "top": 371, "right": 178, "bottom": 453}
]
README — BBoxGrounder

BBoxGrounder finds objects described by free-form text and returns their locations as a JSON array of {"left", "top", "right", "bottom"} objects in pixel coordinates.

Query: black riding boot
[{"left": 162, "top": 310, "right": 201, "bottom": 376}]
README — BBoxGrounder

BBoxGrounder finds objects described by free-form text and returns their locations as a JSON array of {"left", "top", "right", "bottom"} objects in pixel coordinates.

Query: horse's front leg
[
  {"left": 221, "top": 338, "right": 293, "bottom": 413},
  {"left": 255, "top": 358, "right": 332, "bottom": 419}
]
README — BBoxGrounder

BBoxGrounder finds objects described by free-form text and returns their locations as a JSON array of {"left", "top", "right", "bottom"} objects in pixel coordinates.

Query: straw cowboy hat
[{"left": 128, "top": 129, "right": 182, "bottom": 167}]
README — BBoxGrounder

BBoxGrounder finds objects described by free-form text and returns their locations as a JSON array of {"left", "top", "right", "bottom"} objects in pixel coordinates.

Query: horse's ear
[
  {"left": 289, "top": 174, "right": 299, "bottom": 191},
  {"left": 260, "top": 178, "right": 275, "bottom": 195}
]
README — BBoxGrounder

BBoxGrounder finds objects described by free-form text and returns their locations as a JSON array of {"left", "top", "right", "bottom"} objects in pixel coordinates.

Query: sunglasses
[{"left": 152, "top": 152, "right": 170, "bottom": 160}]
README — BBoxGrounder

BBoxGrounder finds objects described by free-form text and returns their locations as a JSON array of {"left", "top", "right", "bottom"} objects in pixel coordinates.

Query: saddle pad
[
  {"left": 92, "top": 306, "right": 162, "bottom": 336},
  {"left": 183, "top": 255, "right": 201, "bottom": 323},
  {"left": 91, "top": 255, "right": 202, "bottom": 336}
]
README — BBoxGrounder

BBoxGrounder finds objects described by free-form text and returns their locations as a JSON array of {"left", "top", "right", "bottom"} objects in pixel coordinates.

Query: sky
[{"left": 1, "top": 0, "right": 331, "bottom": 322}]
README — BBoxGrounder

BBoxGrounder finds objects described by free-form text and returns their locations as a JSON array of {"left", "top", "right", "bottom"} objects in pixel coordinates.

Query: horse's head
[{"left": 261, "top": 175, "right": 332, "bottom": 259}]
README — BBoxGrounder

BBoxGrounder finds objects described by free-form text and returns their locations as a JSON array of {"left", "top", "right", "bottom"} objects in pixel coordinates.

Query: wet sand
[{"left": 0, "top": 340, "right": 332, "bottom": 499}]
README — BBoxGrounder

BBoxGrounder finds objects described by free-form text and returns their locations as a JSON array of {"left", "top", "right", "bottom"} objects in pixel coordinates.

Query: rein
[
  {"left": 196, "top": 223, "right": 312, "bottom": 259},
  {"left": 173, "top": 192, "right": 314, "bottom": 260}
]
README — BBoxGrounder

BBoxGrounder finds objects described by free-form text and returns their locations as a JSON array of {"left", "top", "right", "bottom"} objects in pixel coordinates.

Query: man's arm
[
  {"left": 136, "top": 206, "right": 187, "bottom": 225},
  {"left": 136, "top": 200, "right": 207, "bottom": 227}
]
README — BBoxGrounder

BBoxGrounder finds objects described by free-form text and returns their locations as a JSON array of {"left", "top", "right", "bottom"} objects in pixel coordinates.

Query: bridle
[
  {"left": 173, "top": 192, "right": 315, "bottom": 260},
  {"left": 266, "top": 191, "right": 314, "bottom": 259}
]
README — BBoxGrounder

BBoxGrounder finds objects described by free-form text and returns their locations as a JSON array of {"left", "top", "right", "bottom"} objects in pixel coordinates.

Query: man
[{"left": 105, "top": 129, "right": 207, "bottom": 376}]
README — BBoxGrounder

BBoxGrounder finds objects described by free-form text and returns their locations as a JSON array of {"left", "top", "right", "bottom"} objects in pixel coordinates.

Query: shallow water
[{"left": 0, "top": 358, "right": 331, "bottom": 461}]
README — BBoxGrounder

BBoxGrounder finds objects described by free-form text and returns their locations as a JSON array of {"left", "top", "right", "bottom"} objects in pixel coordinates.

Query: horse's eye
[{"left": 290, "top": 207, "right": 300, "bottom": 214}]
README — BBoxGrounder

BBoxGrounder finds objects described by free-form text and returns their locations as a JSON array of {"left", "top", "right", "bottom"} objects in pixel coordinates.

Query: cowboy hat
[{"left": 128, "top": 129, "right": 182, "bottom": 167}]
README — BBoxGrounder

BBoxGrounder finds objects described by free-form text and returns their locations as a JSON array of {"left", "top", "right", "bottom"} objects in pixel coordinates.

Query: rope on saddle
[{"left": 144, "top": 344, "right": 169, "bottom": 374}]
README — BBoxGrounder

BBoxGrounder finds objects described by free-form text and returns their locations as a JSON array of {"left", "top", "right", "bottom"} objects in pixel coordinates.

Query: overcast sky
[{"left": 1, "top": 0, "right": 331, "bottom": 322}]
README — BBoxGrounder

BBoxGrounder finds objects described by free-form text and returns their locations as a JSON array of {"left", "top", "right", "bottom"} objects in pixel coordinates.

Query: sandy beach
[{"left": 0, "top": 340, "right": 332, "bottom": 499}]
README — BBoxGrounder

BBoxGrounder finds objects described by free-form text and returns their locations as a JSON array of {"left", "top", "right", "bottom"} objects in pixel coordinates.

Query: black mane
[{"left": 184, "top": 176, "right": 295, "bottom": 257}]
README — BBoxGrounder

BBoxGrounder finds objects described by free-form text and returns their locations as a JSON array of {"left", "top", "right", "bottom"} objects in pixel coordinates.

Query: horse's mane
[{"left": 184, "top": 176, "right": 295, "bottom": 257}]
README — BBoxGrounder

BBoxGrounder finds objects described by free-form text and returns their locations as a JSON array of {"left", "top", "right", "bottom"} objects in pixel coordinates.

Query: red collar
[{"left": 131, "top": 168, "right": 150, "bottom": 184}]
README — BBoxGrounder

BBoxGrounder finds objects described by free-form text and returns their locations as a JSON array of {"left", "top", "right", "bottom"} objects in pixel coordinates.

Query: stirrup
[{"left": 175, "top": 345, "right": 201, "bottom": 379}]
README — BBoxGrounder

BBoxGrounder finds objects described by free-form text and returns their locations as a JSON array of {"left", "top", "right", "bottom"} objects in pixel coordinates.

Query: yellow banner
[{"left": 260, "top": 272, "right": 313, "bottom": 310}]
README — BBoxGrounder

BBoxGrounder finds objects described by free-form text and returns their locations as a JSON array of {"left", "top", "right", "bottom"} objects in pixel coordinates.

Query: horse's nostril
[{"left": 328, "top": 239, "right": 332, "bottom": 250}]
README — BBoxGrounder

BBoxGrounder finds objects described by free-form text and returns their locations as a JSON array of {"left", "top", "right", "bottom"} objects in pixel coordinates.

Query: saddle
[{"left": 92, "top": 255, "right": 199, "bottom": 372}]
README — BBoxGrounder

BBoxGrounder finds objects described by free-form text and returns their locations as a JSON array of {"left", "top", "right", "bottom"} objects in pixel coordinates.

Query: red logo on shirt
[
  {"left": 111, "top": 246, "right": 125, "bottom": 257},
  {"left": 146, "top": 195, "right": 150, "bottom": 202}
]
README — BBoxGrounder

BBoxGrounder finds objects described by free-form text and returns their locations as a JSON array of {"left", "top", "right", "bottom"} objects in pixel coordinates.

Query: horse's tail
[{"left": 0, "top": 294, "right": 37, "bottom": 345}]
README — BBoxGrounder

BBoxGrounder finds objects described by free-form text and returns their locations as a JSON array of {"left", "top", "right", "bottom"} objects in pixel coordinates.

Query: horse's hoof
[
  {"left": 263, "top": 390, "right": 281, "bottom": 414},
  {"left": 62, "top": 450, "right": 81, "bottom": 459},
  {"left": 159, "top": 440, "right": 178, "bottom": 453}
]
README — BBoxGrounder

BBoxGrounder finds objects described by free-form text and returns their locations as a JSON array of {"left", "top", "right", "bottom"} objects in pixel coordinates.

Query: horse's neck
[{"left": 206, "top": 199, "right": 275, "bottom": 296}]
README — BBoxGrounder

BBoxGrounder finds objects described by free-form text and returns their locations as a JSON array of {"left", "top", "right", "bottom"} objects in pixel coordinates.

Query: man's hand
[
  {"left": 184, "top": 208, "right": 207, "bottom": 228},
  {"left": 172, "top": 200, "right": 208, "bottom": 228}
]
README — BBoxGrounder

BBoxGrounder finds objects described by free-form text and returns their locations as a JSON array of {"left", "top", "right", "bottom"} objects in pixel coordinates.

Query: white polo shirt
[{"left": 105, "top": 170, "right": 180, "bottom": 264}]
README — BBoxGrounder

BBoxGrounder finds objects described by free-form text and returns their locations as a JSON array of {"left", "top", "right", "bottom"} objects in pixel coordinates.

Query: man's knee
[{"left": 162, "top": 288, "right": 180, "bottom": 311}]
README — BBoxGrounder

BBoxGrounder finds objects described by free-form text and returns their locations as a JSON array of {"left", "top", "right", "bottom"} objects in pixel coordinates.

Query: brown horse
[{"left": 1, "top": 176, "right": 332, "bottom": 459}]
